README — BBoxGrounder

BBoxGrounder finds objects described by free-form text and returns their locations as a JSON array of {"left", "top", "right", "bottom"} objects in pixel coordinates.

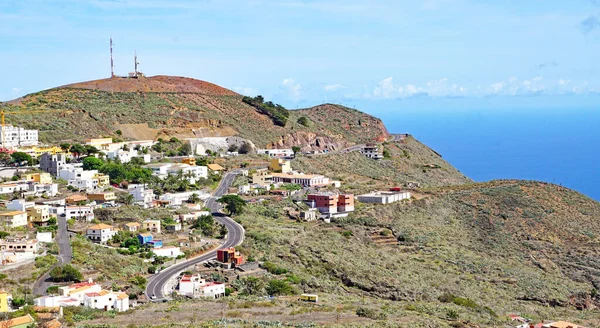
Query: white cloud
[
  {"left": 324, "top": 84, "right": 344, "bottom": 92},
  {"left": 371, "top": 76, "right": 467, "bottom": 99},
  {"left": 281, "top": 78, "right": 302, "bottom": 101},
  {"left": 233, "top": 86, "right": 257, "bottom": 96}
]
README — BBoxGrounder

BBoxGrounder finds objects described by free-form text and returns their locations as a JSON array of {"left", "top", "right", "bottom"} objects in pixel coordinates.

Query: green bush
[
  {"left": 356, "top": 307, "right": 387, "bottom": 320},
  {"left": 297, "top": 116, "right": 310, "bottom": 127},
  {"left": 262, "top": 262, "right": 288, "bottom": 275},
  {"left": 242, "top": 95, "right": 289, "bottom": 126},
  {"left": 265, "top": 279, "right": 295, "bottom": 296}
]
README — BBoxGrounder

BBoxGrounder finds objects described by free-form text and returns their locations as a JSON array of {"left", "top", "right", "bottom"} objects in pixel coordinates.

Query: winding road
[
  {"left": 145, "top": 170, "right": 244, "bottom": 301},
  {"left": 33, "top": 216, "right": 73, "bottom": 296}
]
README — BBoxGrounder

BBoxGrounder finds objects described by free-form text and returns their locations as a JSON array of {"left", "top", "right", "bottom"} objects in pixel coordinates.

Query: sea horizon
[{"left": 374, "top": 107, "right": 600, "bottom": 201}]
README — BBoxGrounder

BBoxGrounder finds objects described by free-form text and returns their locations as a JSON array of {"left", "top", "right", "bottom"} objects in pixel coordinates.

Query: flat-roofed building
[{"left": 0, "top": 211, "right": 27, "bottom": 228}]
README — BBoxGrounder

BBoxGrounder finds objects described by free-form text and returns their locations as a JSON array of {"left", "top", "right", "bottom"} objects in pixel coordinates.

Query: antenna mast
[
  {"left": 134, "top": 50, "right": 138, "bottom": 76},
  {"left": 110, "top": 38, "right": 114, "bottom": 77}
]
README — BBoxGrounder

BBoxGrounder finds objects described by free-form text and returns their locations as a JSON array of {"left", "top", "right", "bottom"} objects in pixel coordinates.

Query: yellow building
[
  {"left": 18, "top": 146, "right": 62, "bottom": 158},
  {"left": 25, "top": 172, "right": 53, "bottom": 184},
  {"left": 0, "top": 290, "right": 12, "bottom": 312},
  {"left": 26, "top": 205, "right": 50, "bottom": 225},
  {"left": 252, "top": 168, "right": 273, "bottom": 186},
  {"left": 181, "top": 157, "right": 196, "bottom": 166},
  {"left": 94, "top": 173, "right": 110, "bottom": 187},
  {"left": 88, "top": 192, "right": 116, "bottom": 203},
  {"left": 269, "top": 158, "right": 292, "bottom": 173},
  {"left": 85, "top": 138, "right": 113, "bottom": 151}
]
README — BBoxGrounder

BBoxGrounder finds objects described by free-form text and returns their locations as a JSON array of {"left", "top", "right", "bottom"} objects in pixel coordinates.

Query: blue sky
[{"left": 1, "top": 0, "right": 600, "bottom": 110}]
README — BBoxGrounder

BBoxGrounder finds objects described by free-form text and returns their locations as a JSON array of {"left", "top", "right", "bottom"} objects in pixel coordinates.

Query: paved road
[
  {"left": 145, "top": 171, "right": 244, "bottom": 301},
  {"left": 33, "top": 216, "right": 73, "bottom": 296}
]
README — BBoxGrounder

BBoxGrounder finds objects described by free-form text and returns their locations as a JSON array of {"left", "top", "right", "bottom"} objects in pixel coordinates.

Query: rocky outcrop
[{"left": 267, "top": 131, "right": 352, "bottom": 151}]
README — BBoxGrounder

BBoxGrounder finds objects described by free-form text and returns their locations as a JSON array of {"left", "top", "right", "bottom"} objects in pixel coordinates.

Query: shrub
[
  {"left": 47, "top": 286, "right": 59, "bottom": 294},
  {"left": 242, "top": 95, "right": 289, "bottom": 126},
  {"left": 225, "top": 287, "right": 233, "bottom": 296},
  {"left": 265, "top": 279, "right": 295, "bottom": 296},
  {"left": 356, "top": 307, "right": 387, "bottom": 320},
  {"left": 297, "top": 116, "right": 309, "bottom": 127},
  {"left": 262, "top": 262, "right": 288, "bottom": 275},
  {"left": 446, "top": 309, "right": 459, "bottom": 320}
]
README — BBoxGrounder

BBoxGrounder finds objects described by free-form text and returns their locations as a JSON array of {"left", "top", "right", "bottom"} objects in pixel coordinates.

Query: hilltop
[{"left": 1, "top": 75, "right": 388, "bottom": 151}]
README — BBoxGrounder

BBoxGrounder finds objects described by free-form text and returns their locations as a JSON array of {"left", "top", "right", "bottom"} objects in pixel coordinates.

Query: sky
[{"left": 1, "top": 0, "right": 600, "bottom": 110}]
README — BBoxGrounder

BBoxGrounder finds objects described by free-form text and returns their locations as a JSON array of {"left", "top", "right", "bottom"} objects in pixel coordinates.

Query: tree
[
  {"left": 292, "top": 146, "right": 301, "bottom": 155},
  {"left": 59, "top": 143, "right": 71, "bottom": 152},
  {"left": 178, "top": 143, "right": 192, "bottom": 156},
  {"left": 238, "top": 142, "right": 252, "bottom": 154},
  {"left": 187, "top": 193, "right": 201, "bottom": 204},
  {"left": 50, "top": 264, "right": 83, "bottom": 282},
  {"left": 82, "top": 157, "right": 104, "bottom": 170},
  {"left": 11, "top": 152, "right": 33, "bottom": 166},
  {"left": 237, "top": 277, "right": 265, "bottom": 296},
  {"left": 0, "top": 231, "right": 9, "bottom": 239},
  {"left": 217, "top": 194, "right": 246, "bottom": 216},
  {"left": 129, "top": 157, "right": 145, "bottom": 166},
  {"left": 84, "top": 145, "right": 99, "bottom": 155},
  {"left": 193, "top": 214, "right": 215, "bottom": 236},
  {"left": 297, "top": 116, "right": 309, "bottom": 127},
  {"left": 122, "top": 194, "right": 134, "bottom": 205},
  {"left": 0, "top": 152, "right": 11, "bottom": 165},
  {"left": 219, "top": 224, "right": 227, "bottom": 238},
  {"left": 265, "top": 279, "right": 295, "bottom": 296},
  {"left": 69, "top": 144, "right": 86, "bottom": 158}
]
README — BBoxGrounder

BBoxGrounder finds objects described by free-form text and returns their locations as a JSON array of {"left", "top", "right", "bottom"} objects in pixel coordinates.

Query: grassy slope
[
  {"left": 1, "top": 77, "right": 388, "bottom": 148},
  {"left": 293, "top": 136, "right": 471, "bottom": 190},
  {"left": 235, "top": 181, "right": 600, "bottom": 327}
]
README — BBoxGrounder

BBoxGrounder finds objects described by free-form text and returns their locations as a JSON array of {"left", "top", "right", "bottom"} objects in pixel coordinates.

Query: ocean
[{"left": 373, "top": 108, "right": 600, "bottom": 201}]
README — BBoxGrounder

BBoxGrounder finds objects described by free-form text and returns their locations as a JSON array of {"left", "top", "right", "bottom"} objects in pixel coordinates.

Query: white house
[
  {"left": 65, "top": 205, "right": 95, "bottom": 221},
  {"left": 36, "top": 232, "right": 53, "bottom": 243},
  {"left": 86, "top": 223, "right": 117, "bottom": 244},
  {"left": 178, "top": 274, "right": 225, "bottom": 298},
  {"left": 159, "top": 191, "right": 209, "bottom": 207},
  {"left": 357, "top": 191, "right": 411, "bottom": 204},
  {"left": 59, "top": 165, "right": 101, "bottom": 191},
  {"left": 238, "top": 185, "right": 251, "bottom": 194},
  {"left": 59, "top": 281, "right": 102, "bottom": 304},
  {"left": 83, "top": 290, "right": 129, "bottom": 312},
  {"left": 0, "top": 211, "right": 28, "bottom": 228},
  {"left": 0, "top": 125, "right": 38, "bottom": 148},
  {"left": 256, "top": 149, "right": 294, "bottom": 158},
  {"left": 152, "top": 246, "right": 183, "bottom": 258},
  {"left": 144, "top": 163, "right": 208, "bottom": 184},
  {"left": 106, "top": 148, "right": 151, "bottom": 164},
  {"left": 128, "top": 184, "right": 154, "bottom": 206},
  {"left": 6, "top": 199, "right": 35, "bottom": 212},
  {"left": 0, "top": 183, "right": 29, "bottom": 195},
  {"left": 27, "top": 183, "right": 59, "bottom": 197},
  {"left": 360, "top": 144, "right": 384, "bottom": 160}
]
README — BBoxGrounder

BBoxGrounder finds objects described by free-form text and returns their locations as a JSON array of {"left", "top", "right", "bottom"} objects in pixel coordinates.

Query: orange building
[
  {"left": 216, "top": 247, "right": 245, "bottom": 266},
  {"left": 306, "top": 193, "right": 354, "bottom": 214},
  {"left": 181, "top": 157, "right": 196, "bottom": 166}
]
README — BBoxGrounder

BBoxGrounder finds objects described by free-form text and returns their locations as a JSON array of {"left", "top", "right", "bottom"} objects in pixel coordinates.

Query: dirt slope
[{"left": 64, "top": 75, "right": 238, "bottom": 95}]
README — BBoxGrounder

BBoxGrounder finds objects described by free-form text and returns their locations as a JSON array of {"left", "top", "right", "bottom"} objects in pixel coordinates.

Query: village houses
[{"left": 86, "top": 223, "right": 117, "bottom": 244}]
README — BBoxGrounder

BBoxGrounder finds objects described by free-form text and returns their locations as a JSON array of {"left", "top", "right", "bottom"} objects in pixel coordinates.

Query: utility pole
[{"left": 110, "top": 38, "right": 114, "bottom": 78}]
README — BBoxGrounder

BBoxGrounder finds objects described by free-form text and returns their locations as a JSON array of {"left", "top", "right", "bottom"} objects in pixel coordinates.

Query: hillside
[
  {"left": 226, "top": 179, "right": 600, "bottom": 327},
  {"left": 1, "top": 75, "right": 388, "bottom": 149}
]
